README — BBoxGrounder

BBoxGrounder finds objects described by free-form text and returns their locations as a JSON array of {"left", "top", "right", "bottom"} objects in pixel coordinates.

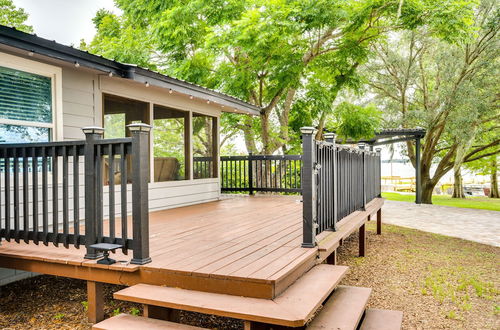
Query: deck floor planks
[{"left": 0, "top": 197, "right": 384, "bottom": 298}]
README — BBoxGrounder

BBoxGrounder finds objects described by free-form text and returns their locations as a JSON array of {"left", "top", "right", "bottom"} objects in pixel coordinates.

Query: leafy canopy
[
  {"left": 0, "top": 0, "right": 33, "bottom": 33},
  {"left": 84, "top": 0, "right": 478, "bottom": 153}
]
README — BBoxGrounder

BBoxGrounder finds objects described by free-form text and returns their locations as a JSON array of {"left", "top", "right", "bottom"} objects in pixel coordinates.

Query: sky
[{"left": 13, "top": 0, "right": 119, "bottom": 46}]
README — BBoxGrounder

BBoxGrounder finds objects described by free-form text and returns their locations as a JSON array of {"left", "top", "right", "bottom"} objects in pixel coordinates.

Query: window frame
[{"left": 0, "top": 51, "right": 63, "bottom": 141}]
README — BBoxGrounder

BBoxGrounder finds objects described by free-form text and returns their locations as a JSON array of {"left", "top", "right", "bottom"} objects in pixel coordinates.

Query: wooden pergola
[{"left": 358, "top": 128, "right": 426, "bottom": 204}]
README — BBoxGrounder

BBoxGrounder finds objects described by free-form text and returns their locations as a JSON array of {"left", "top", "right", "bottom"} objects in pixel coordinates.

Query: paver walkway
[{"left": 382, "top": 200, "right": 500, "bottom": 247}]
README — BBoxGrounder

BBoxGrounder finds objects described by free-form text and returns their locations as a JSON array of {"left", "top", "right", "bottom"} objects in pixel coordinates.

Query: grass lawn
[{"left": 382, "top": 192, "right": 500, "bottom": 211}]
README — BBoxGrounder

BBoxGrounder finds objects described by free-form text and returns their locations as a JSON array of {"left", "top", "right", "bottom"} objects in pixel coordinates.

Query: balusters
[
  {"left": 120, "top": 144, "right": 128, "bottom": 255},
  {"left": 73, "top": 145, "right": 80, "bottom": 248},
  {"left": 32, "top": 147, "right": 39, "bottom": 245}
]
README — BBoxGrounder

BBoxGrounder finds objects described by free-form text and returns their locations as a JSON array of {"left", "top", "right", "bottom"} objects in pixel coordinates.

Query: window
[
  {"left": 0, "top": 65, "right": 53, "bottom": 143},
  {"left": 153, "top": 105, "right": 189, "bottom": 182},
  {"left": 193, "top": 113, "right": 217, "bottom": 179}
]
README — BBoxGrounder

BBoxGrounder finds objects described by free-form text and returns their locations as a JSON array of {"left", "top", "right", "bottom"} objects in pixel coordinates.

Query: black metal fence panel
[{"left": 217, "top": 154, "right": 302, "bottom": 194}]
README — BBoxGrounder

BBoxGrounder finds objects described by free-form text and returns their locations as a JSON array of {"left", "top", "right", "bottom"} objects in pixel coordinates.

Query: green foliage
[
  {"left": 112, "top": 308, "right": 121, "bottom": 316},
  {"left": 330, "top": 102, "right": 381, "bottom": 141},
  {"left": 130, "top": 307, "right": 140, "bottom": 316},
  {"left": 53, "top": 313, "right": 65, "bottom": 320},
  {"left": 0, "top": 0, "right": 33, "bottom": 32},
  {"left": 84, "top": 0, "right": 478, "bottom": 154},
  {"left": 81, "top": 301, "right": 88, "bottom": 311}
]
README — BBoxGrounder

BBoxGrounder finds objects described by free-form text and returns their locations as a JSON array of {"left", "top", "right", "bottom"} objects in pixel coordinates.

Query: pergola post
[{"left": 415, "top": 137, "right": 422, "bottom": 204}]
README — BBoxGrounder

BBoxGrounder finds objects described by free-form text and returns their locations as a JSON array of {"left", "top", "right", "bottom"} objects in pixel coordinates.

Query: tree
[
  {"left": 365, "top": 0, "right": 500, "bottom": 203},
  {"left": 0, "top": 0, "right": 33, "bottom": 33},
  {"left": 465, "top": 154, "right": 500, "bottom": 199},
  {"left": 83, "top": 0, "right": 477, "bottom": 155}
]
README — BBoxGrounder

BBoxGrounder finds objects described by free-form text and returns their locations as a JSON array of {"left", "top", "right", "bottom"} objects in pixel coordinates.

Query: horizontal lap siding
[{"left": 61, "top": 68, "right": 96, "bottom": 140}]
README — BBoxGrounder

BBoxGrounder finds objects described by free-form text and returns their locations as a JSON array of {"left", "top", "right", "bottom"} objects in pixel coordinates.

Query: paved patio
[{"left": 382, "top": 200, "right": 500, "bottom": 247}]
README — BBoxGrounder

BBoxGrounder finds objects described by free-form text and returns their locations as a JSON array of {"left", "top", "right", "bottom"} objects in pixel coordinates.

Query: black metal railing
[
  {"left": 218, "top": 154, "right": 302, "bottom": 194},
  {"left": 301, "top": 128, "right": 381, "bottom": 247},
  {"left": 0, "top": 124, "right": 152, "bottom": 264}
]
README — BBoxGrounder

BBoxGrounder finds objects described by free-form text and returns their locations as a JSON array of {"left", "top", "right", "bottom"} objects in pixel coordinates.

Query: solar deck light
[
  {"left": 324, "top": 132, "right": 337, "bottom": 143},
  {"left": 300, "top": 127, "right": 316, "bottom": 135},
  {"left": 358, "top": 143, "right": 366, "bottom": 150},
  {"left": 81, "top": 126, "right": 105, "bottom": 135},
  {"left": 375, "top": 147, "right": 382, "bottom": 154},
  {"left": 127, "top": 123, "right": 152, "bottom": 133}
]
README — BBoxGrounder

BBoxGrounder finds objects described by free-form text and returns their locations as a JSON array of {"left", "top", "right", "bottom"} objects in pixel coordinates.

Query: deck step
[
  {"left": 114, "top": 264, "right": 348, "bottom": 327},
  {"left": 359, "top": 309, "right": 403, "bottom": 330},
  {"left": 307, "top": 286, "right": 372, "bottom": 330},
  {"left": 92, "top": 314, "right": 206, "bottom": 330}
]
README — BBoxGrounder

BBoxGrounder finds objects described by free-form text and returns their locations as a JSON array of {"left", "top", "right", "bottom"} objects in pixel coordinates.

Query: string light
[
  {"left": 28, "top": 51, "right": 34, "bottom": 56},
  {"left": 169, "top": 89, "right": 173, "bottom": 94},
  {"left": 108, "top": 72, "right": 113, "bottom": 77},
  {"left": 145, "top": 82, "right": 150, "bottom": 87},
  {"left": 189, "top": 95, "right": 194, "bottom": 99},
  {"left": 74, "top": 62, "right": 80, "bottom": 68}
]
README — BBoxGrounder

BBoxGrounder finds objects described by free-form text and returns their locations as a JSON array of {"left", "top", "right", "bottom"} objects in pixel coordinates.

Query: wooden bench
[
  {"left": 114, "top": 264, "right": 348, "bottom": 328},
  {"left": 92, "top": 313, "right": 206, "bottom": 330},
  {"left": 307, "top": 286, "right": 372, "bottom": 329},
  {"left": 359, "top": 309, "right": 403, "bottom": 330}
]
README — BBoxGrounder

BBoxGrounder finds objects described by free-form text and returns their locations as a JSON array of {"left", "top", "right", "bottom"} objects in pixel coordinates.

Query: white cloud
[{"left": 13, "top": 0, "right": 119, "bottom": 46}]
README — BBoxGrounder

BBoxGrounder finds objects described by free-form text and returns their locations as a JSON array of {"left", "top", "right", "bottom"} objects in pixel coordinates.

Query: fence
[
  {"left": 301, "top": 128, "right": 381, "bottom": 247},
  {"left": 216, "top": 155, "right": 302, "bottom": 194},
  {"left": 0, "top": 124, "right": 152, "bottom": 264}
]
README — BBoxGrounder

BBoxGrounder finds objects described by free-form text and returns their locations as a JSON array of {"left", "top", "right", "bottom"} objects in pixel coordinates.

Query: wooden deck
[
  {"left": 0, "top": 196, "right": 383, "bottom": 299},
  {"left": 0, "top": 196, "right": 315, "bottom": 298}
]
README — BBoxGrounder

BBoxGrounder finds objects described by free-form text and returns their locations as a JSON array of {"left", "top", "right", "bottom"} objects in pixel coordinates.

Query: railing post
[
  {"left": 301, "top": 127, "right": 317, "bottom": 248},
  {"left": 248, "top": 153, "right": 254, "bottom": 195},
  {"left": 376, "top": 148, "right": 382, "bottom": 197},
  {"left": 415, "top": 138, "right": 422, "bottom": 204},
  {"left": 82, "top": 126, "right": 104, "bottom": 259},
  {"left": 128, "top": 123, "right": 152, "bottom": 265},
  {"left": 324, "top": 133, "right": 337, "bottom": 230},
  {"left": 358, "top": 143, "right": 366, "bottom": 210}
]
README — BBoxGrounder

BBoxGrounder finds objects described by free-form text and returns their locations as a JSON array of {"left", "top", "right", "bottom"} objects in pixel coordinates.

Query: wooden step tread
[
  {"left": 114, "top": 264, "right": 348, "bottom": 327},
  {"left": 92, "top": 314, "right": 206, "bottom": 330},
  {"left": 307, "top": 286, "right": 372, "bottom": 330},
  {"left": 359, "top": 309, "right": 403, "bottom": 330}
]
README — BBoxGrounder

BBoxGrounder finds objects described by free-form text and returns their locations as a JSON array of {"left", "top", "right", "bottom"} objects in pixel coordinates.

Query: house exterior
[{"left": 0, "top": 25, "right": 259, "bottom": 285}]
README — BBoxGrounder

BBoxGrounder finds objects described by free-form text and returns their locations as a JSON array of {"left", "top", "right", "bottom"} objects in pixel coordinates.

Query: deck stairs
[{"left": 93, "top": 264, "right": 403, "bottom": 330}]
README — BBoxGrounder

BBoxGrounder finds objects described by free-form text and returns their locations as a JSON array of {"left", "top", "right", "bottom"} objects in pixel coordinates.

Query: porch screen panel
[
  {"left": 153, "top": 105, "right": 188, "bottom": 182},
  {"left": 0, "top": 66, "right": 52, "bottom": 123},
  {"left": 193, "top": 113, "right": 217, "bottom": 179}
]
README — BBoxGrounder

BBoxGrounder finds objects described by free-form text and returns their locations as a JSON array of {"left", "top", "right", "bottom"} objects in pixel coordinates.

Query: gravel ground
[{"left": 0, "top": 222, "right": 498, "bottom": 329}]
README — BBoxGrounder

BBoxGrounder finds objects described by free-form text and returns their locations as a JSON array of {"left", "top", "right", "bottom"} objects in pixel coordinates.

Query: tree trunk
[
  {"left": 490, "top": 158, "right": 499, "bottom": 198},
  {"left": 421, "top": 181, "right": 435, "bottom": 204},
  {"left": 452, "top": 166, "right": 465, "bottom": 198}
]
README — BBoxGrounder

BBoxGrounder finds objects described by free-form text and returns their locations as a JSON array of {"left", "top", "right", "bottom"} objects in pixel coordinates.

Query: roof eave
[
  {"left": 128, "top": 67, "right": 261, "bottom": 116},
  {"left": 0, "top": 25, "right": 261, "bottom": 116}
]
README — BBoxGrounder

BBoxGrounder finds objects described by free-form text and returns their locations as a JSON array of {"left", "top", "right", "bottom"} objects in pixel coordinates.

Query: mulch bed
[{"left": 0, "top": 222, "right": 498, "bottom": 329}]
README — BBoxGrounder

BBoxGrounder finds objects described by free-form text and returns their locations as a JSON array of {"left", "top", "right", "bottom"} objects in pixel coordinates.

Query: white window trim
[{"left": 0, "top": 51, "right": 63, "bottom": 141}]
